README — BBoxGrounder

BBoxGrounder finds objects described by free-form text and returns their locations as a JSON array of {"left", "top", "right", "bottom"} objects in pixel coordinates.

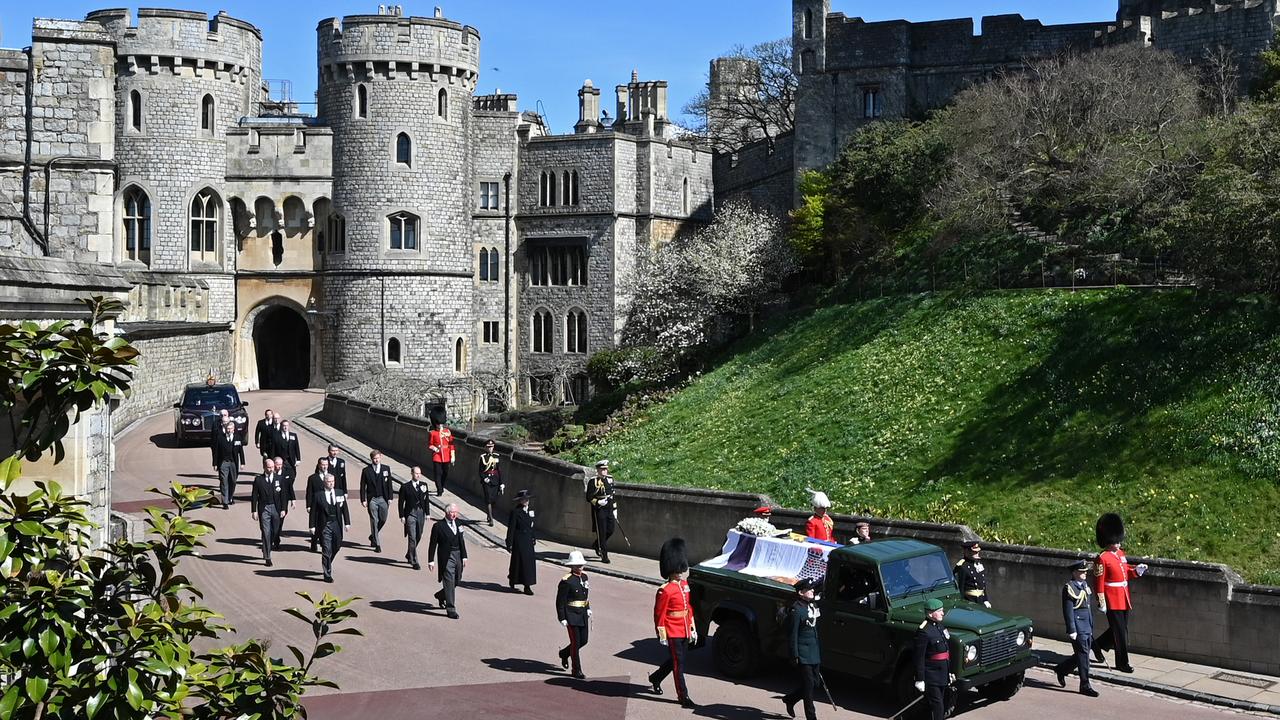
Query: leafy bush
[
  {"left": 545, "top": 424, "right": 586, "bottom": 453},
  {"left": 502, "top": 423, "right": 530, "bottom": 442}
]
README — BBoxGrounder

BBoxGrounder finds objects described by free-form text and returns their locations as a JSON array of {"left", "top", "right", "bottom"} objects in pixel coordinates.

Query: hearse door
[{"left": 819, "top": 564, "right": 891, "bottom": 677}]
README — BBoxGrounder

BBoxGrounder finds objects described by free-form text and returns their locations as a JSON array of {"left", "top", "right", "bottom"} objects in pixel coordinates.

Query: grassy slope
[{"left": 566, "top": 290, "right": 1280, "bottom": 583}]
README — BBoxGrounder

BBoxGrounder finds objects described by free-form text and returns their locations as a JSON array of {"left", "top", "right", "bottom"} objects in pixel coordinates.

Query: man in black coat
[
  {"left": 914, "top": 598, "right": 955, "bottom": 720},
  {"left": 585, "top": 460, "right": 616, "bottom": 563},
  {"left": 427, "top": 503, "right": 467, "bottom": 619},
  {"left": 311, "top": 473, "right": 350, "bottom": 583},
  {"left": 1055, "top": 560, "right": 1100, "bottom": 697},
  {"left": 325, "top": 444, "right": 347, "bottom": 493},
  {"left": 253, "top": 408, "right": 275, "bottom": 458},
  {"left": 304, "top": 457, "right": 331, "bottom": 553},
  {"left": 359, "top": 450, "right": 394, "bottom": 553},
  {"left": 783, "top": 577, "right": 825, "bottom": 720},
  {"left": 250, "top": 457, "right": 289, "bottom": 565},
  {"left": 211, "top": 420, "right": 242, "bottom": 508},
  {"left": 399, "top": 466, "right": 431, "bottom": 569},
  {"left": 274, "top": 419, "right": 302, "bottom": 474},
  {"left": 556, "top": 551, "right": 591, "bottom": 679},
  {"left": 505, "top": 490, "right": 536, "bottom": 594},
  {"left": 273, "top": 454, "right": 297, "bottom": 541},
  {"left": 954, "top": 540, "right": 991, "bottom": 607}
]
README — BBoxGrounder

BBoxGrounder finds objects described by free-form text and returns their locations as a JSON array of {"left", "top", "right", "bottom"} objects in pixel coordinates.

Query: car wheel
[
  {"left": 712, "top": 617, "right": 760, "bottom": 678},
  {"left": 978, "top": 670, "right": 1023, "bottom": 702},
  {"left": 892, "top": 659, "right": 922, "bottom": 707}
]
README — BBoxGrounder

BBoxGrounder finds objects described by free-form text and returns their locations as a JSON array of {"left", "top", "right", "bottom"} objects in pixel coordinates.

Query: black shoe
[
  {"left": 1116, "top": 664, "right": 1134, "bottom": 673},
  {"left": 572, "top": 670, "right": 585, "bottom": 680},
  {"left": 1093, "top": 647, "right": 1105, "bottom": 664},
  {"left": 601, "top": 557, "right": 611, "bottom": 564},
  {"left": 560, "top": 652, "right": 570, "bottom": 670},
  {"left": 784, "top": 697, "right": 796, "bottom": 718},
  {"left": 1081, "top": 687, "right": 1100, "bottom": 697},
  {"left": 447, "top": 610, "right": 459, "bottom": 619},
  {"left": 266, "top": 558, "right": 273, "bottom": 567},
  {"left": 680, "top": 698, "right": 697, "bottom": 709},
  {"left": 524, "top": 586, "right": 534, "bottom": 596},
  {"left": 509, "top": 581, "right": 516, "bottom": 590},
  {"left": 648, "top": 678, "right": 663, "bottom": 695},
  {"left": 488, "top": 519, "right": 494, "bottom": 527},
  {"left": 324, "top": 575, "right": 333, "bottom": 583},
  {"left": 272, "top": 543, "right": 281, "bottom": 550},
  {"left": 412, "top": 562, "right": 421, "bottom": 570},
  {"left": 435, "top": 590, "right": 446, "bottom": 605},
  {"left": 375, "top": 545, "right": 382, "bottom": 554},
  {"left": 1056, "top": 668, "right": 1066, "bottom": 688}
]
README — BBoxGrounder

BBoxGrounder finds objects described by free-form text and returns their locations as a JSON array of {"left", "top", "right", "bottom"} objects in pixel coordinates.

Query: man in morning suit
[
  {"left": 427, "top": 503, "right": 468, "bottom": 619},
  {"left": 211, "top": 420, "right": 242, "bottom": 509},
  {"left": 360, "top": 450, "right": 394, "bottom": 552},
  {"left": 399, "top": 466, "right": 431, "bottom": 569},
  {"left": 250, "top": 457, "right": 288, "bottom": 565}
]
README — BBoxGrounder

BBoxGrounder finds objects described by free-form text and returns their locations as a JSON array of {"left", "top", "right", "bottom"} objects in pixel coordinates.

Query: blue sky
[{"left": 5, "top": 1, "right": 1116, "bottom": 132}]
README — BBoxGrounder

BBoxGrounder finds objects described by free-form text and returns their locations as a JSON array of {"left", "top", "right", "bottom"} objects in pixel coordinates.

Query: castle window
[
  {"left": 189, "top": 188, "right": 221, "bottom": 262},
  {"left": 283, "top": 196, "right": 306, "bottom": 229},
  {"left": 122, "top": 186, "right": 151, "bottom": 264},
  {"left": 129, "top": 90, "right": 143, "bottom": 132},
  {"left": 804, "top": 8, "right": 814, "bottom": 39},
  {"left": 313, "top": 197, "right": 331, "bottom": 252},
  {"left": 539, "top": 172, "right": 548, "bottom": 206},
  {"left": 488, "top": 245, "right": 499, "bottom": 281},
  {"left": 539, "top": 171, "right": 559, "bottom": 207},
  {"left": 565, "top": 374, "right": 589, "bottom": 405},
  {"left": 438, "top": 88, "right": 449, "bottom": 119},
  {"left": 396, "top": 132, "right": 412, "bottom": 166},
  {"left": 531, "top": 310, "right": 552, "bottom": 353},
  {"left": 328, "top": 211, "right": 346, "bottom": 253},
  {"left": 389, "top": 211, "right": 419, "bottom": 250},
  {"left": 254, "top": 197, "right": 276, "bottom": 234},
  {"left": 200, "top": 94, "right": 215, "bottom": 134},
  {"left": 482, "top": 320, "right": 500, "bottom": 344},
  {"left": 356, "top": 84, "right": 369, "bottom": 118},
  {"left": 565, "top": 309, "right": 587, "bottom": 354},
  {"left": 386, "top": 337, "right": 402, "bottom": 365},
  {"left": 863, "top": 87, "right": 882, "bottom": 118},
  {"left": 454, "top": 337, "right": 467, "bottom": 373},
  {"left": 682, "top": 177, "right": 690, "bottom": 215},
  {"left": 479, "top": 247, "right": 490, "bottom": 281},
  {"left": 529, "top": 375, "right": 553, "bottom": 405},
  {"left": 560, "top": 170, "right": 580, "bottom": 207},
  {"left": 800, "top": 49, "right": 815, "bottom": 75},
  {"left": 479, "top": 181, "right": 500, "bottom": 210},
  {"left": 529, "top": 243, "right": 587, "bottom": 286}
]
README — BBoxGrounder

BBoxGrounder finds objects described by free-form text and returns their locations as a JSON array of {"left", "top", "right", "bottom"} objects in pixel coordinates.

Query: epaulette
[
  {"left": 563, "top": 573, "right": 572, "bottom": 581},
  {"left": 955, "top": 559, "right": 966, "bottom": 566},
  {"left": 919, "top": 620, "right": 928, "bottom": 629}
]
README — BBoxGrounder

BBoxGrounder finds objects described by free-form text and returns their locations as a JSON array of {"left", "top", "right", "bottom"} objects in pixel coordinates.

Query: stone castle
[{"left": 0, "top": 1, "right": 1273, "bottom": 541}]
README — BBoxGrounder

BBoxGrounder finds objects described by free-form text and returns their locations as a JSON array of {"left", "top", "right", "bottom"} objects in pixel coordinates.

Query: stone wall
[
  {"left": 713, "top": 132, "right": 795, "bottom": 217},
  {"left": 470, "top": 106, "right": 520, "bottom": 394},
  {"left": 322, "top": 392, "right": 1280, "bottom": 676},
  {"left": 114, "top": 323, "right": 234, "bottom": 432}
]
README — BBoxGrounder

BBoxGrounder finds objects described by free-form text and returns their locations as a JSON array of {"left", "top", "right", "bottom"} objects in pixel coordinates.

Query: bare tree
[
  {"left": 683, "top": 39, "right": 796, "bottom": 153},
  {"left": 1201, "top": 45, "right": 1241, "bottom": 116}
]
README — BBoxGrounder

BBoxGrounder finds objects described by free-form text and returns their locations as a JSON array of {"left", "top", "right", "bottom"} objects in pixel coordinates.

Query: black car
[{"left": 173, "top": 383, "right": 249, "bottom": 446}]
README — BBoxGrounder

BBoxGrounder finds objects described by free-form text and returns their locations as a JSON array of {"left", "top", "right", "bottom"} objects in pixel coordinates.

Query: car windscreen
[
  {"left": 182, "top": 387, "right": 239, "bottom": 408},
  {"left": 880, "top": 552, "right": 955, "bottom": 600}
]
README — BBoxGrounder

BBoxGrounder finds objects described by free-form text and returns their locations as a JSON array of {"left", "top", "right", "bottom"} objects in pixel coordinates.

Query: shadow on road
[
  {"left": 369, "top": 598, "right": 439, "bottom": 614},
  {"left": 198, "top": 552, "right": 256, "bottom": 564},
  {"left": 692, "top": 702, "right": 790, "bottom": 720},
  {"left": 345, "top": 555, "right": 402, "bottom": 567},
  {"left": 480, "top": 657, "right": 562, "bottom": 675},
  {"left": 545, "top": 676, "right": 652, "bottom": 700},
  {"left": 461, "top": 580, "right": 521, "bottom": 595},
  {"left": 256, "top": 568, "right": 319, "bottom": 581},
  {"left": 149, "top": 432, "right": 179, "bottom": 449}
]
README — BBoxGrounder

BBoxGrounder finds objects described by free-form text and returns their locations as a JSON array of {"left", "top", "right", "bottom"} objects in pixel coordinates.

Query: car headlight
[
  {"left": 965, "top": 645, "right": 978, "bottom": 664},
  {"left": 1015, "top": 631, "right": 1027, "bottom": 647}
]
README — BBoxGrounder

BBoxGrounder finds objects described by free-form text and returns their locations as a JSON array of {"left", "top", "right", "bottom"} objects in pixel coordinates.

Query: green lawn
[{"left": 564, "top": 290, "right": 1280, "bottom": 584}]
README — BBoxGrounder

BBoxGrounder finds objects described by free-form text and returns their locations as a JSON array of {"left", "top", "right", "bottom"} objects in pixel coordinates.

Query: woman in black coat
[{"left": 505, "top": 490, "right": 537, "bottom": 594}]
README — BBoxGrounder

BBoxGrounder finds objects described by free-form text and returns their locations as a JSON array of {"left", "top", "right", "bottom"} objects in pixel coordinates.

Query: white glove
[
  {"left": 612, "top": 508, "right": 618, "bottom": 518},
  {"left": 659, "top": 638, "right": 668, "bottom": 647},
  {"left": 599, "top": 499, "right": 609, "bottom": 507},
  {"left": 1136, "top": 563, "right": 1148, "bottom": 576},
  {"left": 983, "top": 601, "right": 992, "bottom": 608},
  {"left": 500, "top": 485, "right": 505, "bottom": 492},
  {"left": 690, "top": 630, "right": 698, "bottom": 644},
  {"left": 914, "top": 681, "right": 925, "bottom": 693},
  {"left": 1069, "top": 632, "right": 1077, "bottom": 640},
  {"left": 561, "top": 620, "right": 568, "bottom": 627},
  {"left": 948, "top": 673, "right": 956, "bottom": 684},
  {"left": 587, "top": 609, "right": 593, "bottom": 617},
  {"left": 1098, "top": 599, "right": 1107, "bottom": 613}
]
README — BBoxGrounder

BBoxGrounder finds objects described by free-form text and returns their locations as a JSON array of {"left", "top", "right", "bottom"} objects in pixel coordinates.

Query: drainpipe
[
  {"left": 20, "top": 47, "right": 48, "bottom": 254},
  {"left": 503, "top": 171, "right": 513, "bottom": 397}
]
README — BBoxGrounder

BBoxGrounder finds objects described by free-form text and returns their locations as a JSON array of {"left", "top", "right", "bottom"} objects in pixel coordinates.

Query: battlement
[
  {"left": 316, "top": 11, "right": 480, "bottom": 86},
  {"left": 474, "top": 93, "right": 518, "bottom": 113},
  {"left": 85, "top": 8, "right": 261, "bottom": 70}
]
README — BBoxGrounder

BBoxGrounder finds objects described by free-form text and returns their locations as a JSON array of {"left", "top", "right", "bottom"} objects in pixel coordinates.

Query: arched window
[
  {"left": 122, "top": 186, "right": 150, "bottom": 264},
  {"left": 804, "top": 8, "right": 814, "bottom": 39},
  {"left": 396, "top": 132, "right": 412, "bottom": 166},
  {"left": 570, "top": 170, "right": 580, "bottom": 205},
  {"left": 129, "top": 90, "right": 142, "bottom": 132},
  {"left": 566, "top": 309, "right": 588, "bottom": 354},
  {"left": 386, "top": 337, "right": 402, "bottom": 365},
  {"left": 531, "top": 310, "right": 552, "bottom": 353},
  {"left": 283, "top": 196, "right": 306, "bottom": 229},
  {"left": 254, "top": 197, "right": 276, "bottom": 234},
  {"left": 328, "top": 212, "right": 346, "bottom": 253},
  {"left": 488, "top": 245, "right": 499, "bottom": 281},
  {"left": 389, "top": 212, "right": 419, "bottom": 250},
  {"left": 313, "top": 198, "right": 331, "bottom": 252},
  {"left": 539, "top": 172, "right": 549, "bottom": 207},
  {"left": 561, "top": 171, "right": 571, "bottom": 207},
  {"left": 189, "top": 188, "right": 220, "bottom": 261},
  {"left": 356, "top": 84, "right": 369, "bottom": 118},
  {"left": 479, "top": 247, "right": 490, "bottom": 281},
  {"left": 229, "top": 197, "right": 250, "bottom": 238},
  {"left": 454, "top": 337, "right": 466, "bottom": 373},
  {"left": 200, "top": 94, "right": 215, "bottom": 133},
  {"left": 437, "top": 88, "right": 448, "bottom": 119},
  {"left": 682, "top": 177, "right": 690, "bottom": 215},
  {"left": 548, "top": 171, "right": 558, "bottom": 206}
]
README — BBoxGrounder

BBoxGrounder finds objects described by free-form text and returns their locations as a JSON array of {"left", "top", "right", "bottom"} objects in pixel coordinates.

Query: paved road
[{"left": 113, "top": 390, "right": 1258, "bottom": 719}]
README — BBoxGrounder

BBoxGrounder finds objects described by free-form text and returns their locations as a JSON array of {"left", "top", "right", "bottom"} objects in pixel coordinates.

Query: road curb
[
  {"left": 292, "top": 416, "right": 664, "bottom": 588},
  {"left": 1033, "top": 656, "right": 1280, "bottom": 716}
]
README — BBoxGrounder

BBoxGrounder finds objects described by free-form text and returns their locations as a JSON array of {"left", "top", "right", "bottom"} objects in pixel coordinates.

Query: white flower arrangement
[{"left": 735, "top": 517, "right": 778, "bottom": 537}]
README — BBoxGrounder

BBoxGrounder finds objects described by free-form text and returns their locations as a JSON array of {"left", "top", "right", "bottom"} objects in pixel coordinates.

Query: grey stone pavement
[{"left": 113, "top": 390, "right": 1278, "bottom": 718}]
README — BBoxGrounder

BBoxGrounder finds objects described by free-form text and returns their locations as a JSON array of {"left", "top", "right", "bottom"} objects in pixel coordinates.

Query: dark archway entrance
[{"left": 253, "top": 305, "right": 310, "bottom": 389}]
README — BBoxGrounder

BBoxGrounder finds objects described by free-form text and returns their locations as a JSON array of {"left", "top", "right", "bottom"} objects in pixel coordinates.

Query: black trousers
[
  {"left": 591, "top": 505, "right": 615, "bottom": 558},
  {"left": 432, "top": 461, "right": 450, "bottom": 496},
  {"left": 649, "top": 638, "right": 689, "bottom": 700},
  {"left": 559, "top": 623, "right": 589, "bottom": 674},
  {"left": 925, "top": 683, "right": 947, "bottom": 720},
  {"left": 1054, "top": 632, "right": 1094, "bottom": 690},
  {"left": 783, "top": 663, "right": 821, "bottom": 720},
  {"left": 1096, "top": 609, "right": 1130, "bottom": 668}
]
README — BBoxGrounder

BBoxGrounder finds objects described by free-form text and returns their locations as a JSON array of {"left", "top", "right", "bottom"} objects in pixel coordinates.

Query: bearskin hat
[
  {"left": 1095, "top": 513, "right": 1125, "bottom": 548},
  {"left": 659, "top": 537, "right": 689, "bottom": 579},
  {"left": 428, "top": 405, "right": 448, "bottom": 427}
]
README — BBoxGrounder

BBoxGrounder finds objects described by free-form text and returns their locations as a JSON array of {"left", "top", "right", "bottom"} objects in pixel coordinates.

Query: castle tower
[
  {"left": 792, "top": 0, "right": 834, "bottom": 181},
  {"left": 88, "top": 9, "right": 261, "bottom": 325},
  {"left": 316, "top": 7, "right": 481, "bottom": 386}
]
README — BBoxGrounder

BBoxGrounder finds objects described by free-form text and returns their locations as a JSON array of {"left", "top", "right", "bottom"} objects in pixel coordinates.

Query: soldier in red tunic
[
  {"left": 427, "top": 409, "right": 455, "bottom": 498},
  {"left": 803, "top": 489, "right": 835, "bottom": 542},
  {"left": 647, "top": 538, "right": 697, "bottom": 709},
  {"left": 1092, "top": 513, "right": 1148, "bottom": 673}
]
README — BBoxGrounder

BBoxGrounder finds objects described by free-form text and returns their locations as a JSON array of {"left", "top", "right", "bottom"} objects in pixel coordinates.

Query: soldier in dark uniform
[
  {"left": 250, "top": 457, "right": 288, "bottom": 566},
  {"left": 1055, "top": 560, "right": 1100, "bottom": 697},
  {"left": 479, "top": 439, "right": 504, "bottom": 526},
  {"left": 585, "top": 459, "right": 616, "bottom": 564},
  {"left": 359, "top": 450, "right": 394, "bottom": 552},
  {"left": 914, "top": 598, "right": 955, "bottom": 720},
  {"left": 506, "top": 489, "right": 537, "bottom": 594},
  {"left": 782, "top": 577, "right": 825, "bottom": 720},
  {"left": 954, "top": 540, "right": 991, "bottom": 607},
  {"left": 211, "top": 420, "right": 242, "bottom": 508},
  {"left": 556, "top": 550, "right": 591, "bottom": 679},
  {"left": 399, "top": 466, "right": 431, "bottom": 569}
]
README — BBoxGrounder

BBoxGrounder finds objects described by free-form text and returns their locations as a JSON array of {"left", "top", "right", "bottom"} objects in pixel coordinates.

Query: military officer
[
  {"left": 648, "top": 538, "right": 697, "bottom": 709},
  {"left": 506, "top": 489, "right": 537, "bottom": 594},
  {"left": 954, "top": 540, "right": 991, "bottom": 607},
  {"left": 1093, "top": 513, "right": 1147, "bottom": 673},
  {"left": 556, "top": 550, "right": 591, "bottom": 679},
  {"left": 399, "top": 466, "right": 431, "bottom": 569},
  {"left": 1055, "top": 560, "right": 1100, "bottom": 697},
  {"left": 479, "top": 439, "right": 504, "bottom": 526},
  {"left": 359, "top": 450, "right": 394, "bottom": 552},
  {"left": 249, "top": 457, "right": 288, "bottom": 566},
  {"left": 586, "top": 460, "right": 617, "bottom": 563},
  {"left": 782, "top": 577, "right": 825, "bottom": 720},
  {"left": 803, "top": 489, "right": 835, "bottom": 542},
  {"left": 913, "top": 598, "right": 955, "bottom": 720}
]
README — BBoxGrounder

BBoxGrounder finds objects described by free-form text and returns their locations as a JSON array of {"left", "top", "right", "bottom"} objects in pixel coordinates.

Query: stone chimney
[{"left": 576, "top": 79, "right": 601, "bottom": 134}]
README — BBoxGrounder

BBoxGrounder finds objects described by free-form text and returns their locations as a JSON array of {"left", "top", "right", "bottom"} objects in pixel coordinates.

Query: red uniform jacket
[
  {"left": 805, "top": 514, "right": 835, "bottom": 543},
  {"left": 654, "top": 579, "right": 692, "bottom": 641},
  {"left": 1095, "top": 548, "right": 1138, "bottom": 611},
  {"left": 429, "top": 428, "right": 455, "bottom": 464}
]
